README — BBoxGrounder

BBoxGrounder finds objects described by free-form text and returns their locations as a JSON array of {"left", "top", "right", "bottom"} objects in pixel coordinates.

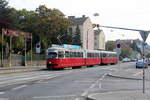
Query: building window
[
  {"left": 69, "top": 28, "right": 73, "bottom": 34},
  {"left": 95, "top": 43, "right": 97, "bottom": 46}
]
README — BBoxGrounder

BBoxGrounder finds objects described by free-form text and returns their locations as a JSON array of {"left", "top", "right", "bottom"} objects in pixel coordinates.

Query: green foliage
[
  {"left": 146, "top": 53, "right": 150, "bottom": 58},
  {"left": 72, "top": 25, "right": 81, "bottom": 45},
  {"left": 0, "top": 0, "right": 8, "bottom": 8},
  {"left": 0, "top": 0, "right": 13, "bottom": 28},
  {"left": 0, "top": 3, "right": 71, "bottom": 54},
  {"left": 120, "top": 45, "right": 132, "bottom": 58},
  {"left": 106, "top": 41, "right": 133, "bottom": 58},
  {"left": 130, "top": 41, "right": 141, "bottom": 54},
  {"left": 9, "top": 5, "right": 69, "bottom": 53},
  {"left": 105, "top": 41, "right": 116, "bottom": 51},
  {"left": 12, "top": 36, "right": 25, "bottom": 52}
]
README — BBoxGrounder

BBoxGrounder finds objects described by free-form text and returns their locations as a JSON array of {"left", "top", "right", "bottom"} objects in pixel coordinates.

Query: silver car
[
  {"left": 136, "top": 59, "right": 148, "bottom": 68},
  {"left": 147, "top": 58, "right": 150, "bottom": 65}
]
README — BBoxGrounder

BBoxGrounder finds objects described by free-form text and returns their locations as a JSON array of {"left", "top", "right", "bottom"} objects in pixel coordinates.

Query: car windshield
[{"left": 47, "top": 52, "right": 57, "bottom": 59}]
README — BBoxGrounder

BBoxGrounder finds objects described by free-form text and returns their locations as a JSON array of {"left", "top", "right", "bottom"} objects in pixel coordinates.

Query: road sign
[
  {"left": 116, "top": 40, "right": 121, "bottom": 55},
  {"left": 116, "top": 40, "right": 121, "bottom": 49},
  {"left": 117, "top": 44, "right": 121, "bottom": 48},
  {"left": 140, "top": 31, "right": 149, "bottom": 42},
  {"left": 116, "top": 48, "right": 121, "bottom": 55},
  {"left": 36, "top": 43, "right": 41, "bottom": 53}
]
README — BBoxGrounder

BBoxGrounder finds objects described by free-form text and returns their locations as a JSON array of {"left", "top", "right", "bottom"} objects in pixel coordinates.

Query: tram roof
[{"left": 47, "top": 47, "right": 84, "bottom": 52}]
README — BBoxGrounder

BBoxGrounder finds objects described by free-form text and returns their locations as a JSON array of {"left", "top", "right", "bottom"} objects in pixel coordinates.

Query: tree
[
  {"left": 72, "top": 25, "right": 81, "bottom": 45},
  {"left": 12, "top": 36, "right": 25, "bottom": 54},
  {"left": 146, "top": 53, "right": 150, "bottom": 58},
  {"left": 0, "top": 0, "right": 12, "bottom": 54},
  {"left": 34, "top": 5, "right": 69, "bottom": 47},
  {"left": 120, "top": 46, "right": 132, "bottom": 58},
  {"left": 0, "top": 3, "right": 70, "bottom": 54},
  {"left": 0, "top": 0, "right": 14, "bottom": 28},
  {"left": 12, "top": 5, "right": 70, "bottom": 52},
  {"left": 105, "top": 41, "right": 116, "bottom": 51},
  {"left": 130, "top": 41, "right": 141, "bottom": 54}
]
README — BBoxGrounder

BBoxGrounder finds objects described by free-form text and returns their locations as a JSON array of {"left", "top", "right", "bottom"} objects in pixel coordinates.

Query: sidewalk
[
  {"left": 108, "top": 68, "right": 150, "bottom": 80},
  {"left": 0, "top": 65, "right": 45, "bottom": 74},
  {"left": 107, "top": 69, "right": 143, "bottom": 80},
  {"left": 88, "top": 91, "right": 150, "bottom": 100},
  {"left": 88, "top": 68, "right": 150, "bottom": 100}
]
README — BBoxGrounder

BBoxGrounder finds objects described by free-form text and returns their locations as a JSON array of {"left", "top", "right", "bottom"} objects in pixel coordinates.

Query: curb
[
  {"left": 107, "top": 73, "right": 142, "bottom": 80},
  {"left": 87, "top": 91, "right": 150, "bottom": 100},
  {"left": 0, "top": 69, "right": 40, "bottom": 74},
  {"left": 0, "top": 66, "right": 45, "bottom": 70}
]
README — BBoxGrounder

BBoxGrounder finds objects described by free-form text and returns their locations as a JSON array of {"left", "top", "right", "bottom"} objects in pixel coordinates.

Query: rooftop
[{"left": 68, "top": 15, "right": 88, "bottom": 25}]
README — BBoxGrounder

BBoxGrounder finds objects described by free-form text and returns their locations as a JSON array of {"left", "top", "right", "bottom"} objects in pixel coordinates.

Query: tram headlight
[{"left": 49, "top": 61, "right": 52, "bottom": 64}]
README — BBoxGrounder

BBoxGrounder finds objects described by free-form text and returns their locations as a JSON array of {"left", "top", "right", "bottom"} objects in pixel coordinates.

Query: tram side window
[
  {"left": 96, "top": 53, "right": 99, "bottom": 58},
  {"left": 74, "top": 52, "right": 76, "bottom": 58},
  {"left": 75, "top": 52, "right": 79, "bottom": 58},
  {"left": 95, "top": 53, "right": 98, "bottom": 58},
  {"left": 92, "top": 53, "right": 94, "bottom": 58},
  {"left": 103, "top": 53, "right": 107, "bottom": 57},
  {"left": 70, "top": 52, "right": 75, "bottom": 58},
  {"left": 72, "top": 52, "right": 74, "bottom": 58},
  {"left": 107, "top": 53, "right": 111, "bottom": 57},
  {"left": 58, "top": 51, "right": 64, "bottom": 58},
  {"left": 69, "top": 52, "right": 71, "bottom": 58},
  {"left": 80, "top": 52, "right": 83, "bottom": 58},
  {"left": 87, "top": 53, "right": 90, "bottom": 58},
  {"left": 78, "top": 52, "right": 81, "bottom": 58},
  {"left": 110, "top": 54, "right": 113, "bottom": 58},
  {"left": 65, "top": 51, "right": 70, "bottom": 58}
]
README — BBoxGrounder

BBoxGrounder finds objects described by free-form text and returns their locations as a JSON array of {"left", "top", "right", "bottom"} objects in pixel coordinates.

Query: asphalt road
[{"left": 0, "top": 62, "right": 143, "bottom": 100}]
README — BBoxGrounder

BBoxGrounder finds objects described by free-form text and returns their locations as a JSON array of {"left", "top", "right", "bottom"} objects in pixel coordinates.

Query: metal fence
[{"left": 0, "top": 53, "right": 46, "bottom": 67}]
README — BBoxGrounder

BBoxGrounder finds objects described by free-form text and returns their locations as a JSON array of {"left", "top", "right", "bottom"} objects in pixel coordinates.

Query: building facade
[
  {"left": 94, "top": 29, "right": 105, "bottom": 50},
  {"left": 68, "top": 15, "right": 94, "bottom": 50}
]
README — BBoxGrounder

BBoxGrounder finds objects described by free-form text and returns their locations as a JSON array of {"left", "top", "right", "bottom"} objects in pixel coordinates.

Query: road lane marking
[
  {"left": 75, "top": 98, "right": 80, "bottom": 100},
  {"left": 74, "top": 81, "right": 94, "bottom": 83},
  {"left": 133, "top": 71, "right": 143, "bottom": 76},
  {"left": 81, "top": 73, "right": 107, "bottom": 96},
  {"left": 98, "top": 73, "right": 106, "bottom": 89},
  {"left": 0, "top": 71, "right": 73, "bottom": 87},
  {"left": 12, "top": 85, "right": 27, "bottom": 91},
  {"left": 0, "top": 92, "right": 5, "bottom": 95},
  {"left": 74, "top": 73, "right": 108, "bottom": 100},
  {"left": 33, "top": 95, "right": 76, "bottom": 99}
]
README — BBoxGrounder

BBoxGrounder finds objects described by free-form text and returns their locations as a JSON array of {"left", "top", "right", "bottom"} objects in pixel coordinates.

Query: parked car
[
  {"left": 147, "top": 58, "right": 150, "bottom": 65},
  {"left": 122, "top": 58, "right": 131, "bottom": 62},
  {"left": 136, "top": 59, "right": 148, "bottom": 68},
  {"left": 131, "top": 58, "right": 137, "bottom": 62}
]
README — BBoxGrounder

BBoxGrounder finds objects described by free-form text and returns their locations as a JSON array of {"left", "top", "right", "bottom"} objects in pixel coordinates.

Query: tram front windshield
[{"left": 47, "top": 52, "right": 57, "bottom": 59}]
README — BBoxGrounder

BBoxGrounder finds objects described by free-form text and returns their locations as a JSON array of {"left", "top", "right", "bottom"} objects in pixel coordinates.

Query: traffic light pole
[
  {"left": 142, "top": 42, "right": 145, "bottom": 93},
  {"left": 101, "top": 25, "right": 149, "bottom": 94}
]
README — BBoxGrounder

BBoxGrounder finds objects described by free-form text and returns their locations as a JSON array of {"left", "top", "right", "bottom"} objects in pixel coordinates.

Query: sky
[{"left": 7, "top": 0, "right": 150, "bottom": 44}]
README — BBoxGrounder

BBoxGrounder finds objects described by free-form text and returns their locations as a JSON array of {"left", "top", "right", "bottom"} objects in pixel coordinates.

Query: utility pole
[{"left": 1, "top": 29, "right": 4, "bottom": 67}]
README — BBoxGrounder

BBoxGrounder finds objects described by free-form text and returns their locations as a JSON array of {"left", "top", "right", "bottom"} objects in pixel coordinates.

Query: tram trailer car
[
  {"left": 46, "top": 48, "right": 118, "bottom": 70},
  {"left": 101, "top": 51, "right": 118, "bottom": 65}
]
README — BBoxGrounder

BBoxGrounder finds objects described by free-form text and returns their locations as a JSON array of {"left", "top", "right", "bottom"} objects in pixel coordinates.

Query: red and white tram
[{"left": 46, "top": 47, "right": 118, "bottom": 70}]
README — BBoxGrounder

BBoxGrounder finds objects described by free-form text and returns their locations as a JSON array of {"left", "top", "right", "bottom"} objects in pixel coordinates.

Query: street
[{"left": 0, "top": 62, "right": 149, "bottom": 100}]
